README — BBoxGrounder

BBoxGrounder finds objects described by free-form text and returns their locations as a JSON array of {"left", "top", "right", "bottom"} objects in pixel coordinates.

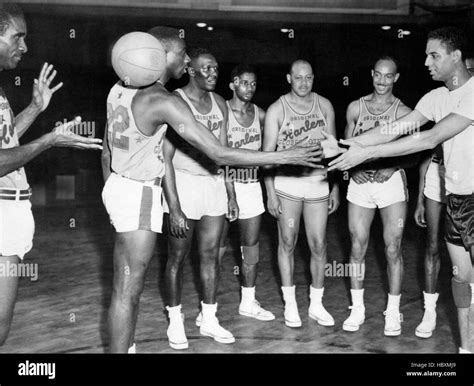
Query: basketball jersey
[
  {"left": 106, "top": 82, "right": 167, "bottom": 181},
  {"left": 172, "top": 89, "right": 224, "bottom": 176},
  {"left": 226, "top": 101, "right": 261, "bottom": 181},
  {"left": 0, "top": 89, "right": 29, "bottom": 190},
  {"left": 353, "top": 96, "right": 401, "bottom": 172},
  {"left": 276, "top": 92, "right": 328, "bottom": 176}
]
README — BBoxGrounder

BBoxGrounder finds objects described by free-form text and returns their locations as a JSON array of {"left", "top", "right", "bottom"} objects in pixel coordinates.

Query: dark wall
[{"left": 1, "top": 7, "right": 471, "bottom": 183}]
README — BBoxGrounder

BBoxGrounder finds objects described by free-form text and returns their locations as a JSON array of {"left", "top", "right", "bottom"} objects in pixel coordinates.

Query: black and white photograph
[{"left": 0, "top": 0, "right": 472, "bottom": 384}]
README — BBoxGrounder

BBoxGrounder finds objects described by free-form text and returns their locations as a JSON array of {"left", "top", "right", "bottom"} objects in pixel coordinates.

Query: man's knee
[
  {"left": 385, "top": 238, "right": 402, "bottom": 261},
  {"left": 241, "top": 244, "right": 259, "bottom": 265},
  {"left": 279, "top": 232, "right": 298, "bottom": 253},
  {"left": 451, "top": 278, "right": 472, "bottom": 308},
  {"left": 308, "top": 239, "right": 326, "bottom": 259},
  {"left": 350, "top": 231, "right": 369, "bottom": 260}
]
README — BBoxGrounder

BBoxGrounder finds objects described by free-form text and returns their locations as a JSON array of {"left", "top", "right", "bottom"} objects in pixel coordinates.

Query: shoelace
[{"left": 383, "top": 310, "right": 402, "bottom": 321}]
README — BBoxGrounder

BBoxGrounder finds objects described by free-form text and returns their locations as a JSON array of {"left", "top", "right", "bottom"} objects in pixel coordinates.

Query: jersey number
[{"left": 107, "top": 103, "right": 130, "bottom": 151}]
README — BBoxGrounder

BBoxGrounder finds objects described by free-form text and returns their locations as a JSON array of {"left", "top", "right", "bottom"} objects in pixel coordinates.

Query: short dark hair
[
  {"left": 427, "top": 27, "right": 468, "bottom": 60},
  {"left": 230, "top": 64, "right": 256, "bottom": 82},
  {"left": 374, "top": 55, "right": 399, "bottom": 73},
  {"left": 0, "top": 3, "right": 24, "bottom": 36},
  {"left": 188, "top": 47, "right": 213, "bottom": 61},
  {"left": 147, "top": 26, "right": 181, "bottom": 51}
]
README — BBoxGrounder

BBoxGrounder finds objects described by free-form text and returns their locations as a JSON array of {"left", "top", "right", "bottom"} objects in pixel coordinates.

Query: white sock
[
  {"left": 282, "top": 285, "right": 296, "bottom": 304},
  {"left": 201, "top": 301, "right": 217, "bottom": 319},
  {"left": 241, "top": 286, "right": 255, "bottom": 302},
  {"left": 310, "top": 285, "right": 324, "bottom": 304},
  {"left": 166, "top": 304, "right": 182, "bottom": 322},
  {"left": 387, "top": 293, "right": 401, "bottom": 311},
  {"left": 350, "top": 288, "right": 365, "bottom": 307}
]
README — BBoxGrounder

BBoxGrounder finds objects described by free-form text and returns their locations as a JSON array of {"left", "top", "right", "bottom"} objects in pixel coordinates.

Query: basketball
[{"left": 111, "top": 32, "right": 166, "bottom": 87}]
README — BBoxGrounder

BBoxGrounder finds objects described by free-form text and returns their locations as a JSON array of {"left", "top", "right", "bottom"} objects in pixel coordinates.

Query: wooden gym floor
[{"left": 0, "top": 181, "right": 460, "bottom": 354}]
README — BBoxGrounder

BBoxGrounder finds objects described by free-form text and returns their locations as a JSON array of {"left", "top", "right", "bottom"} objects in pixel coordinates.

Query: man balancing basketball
[
  {"left": 263, "top": 59, "right": 339, "bottom": 328},
  {"left": 326, "top": 27, "right": 473, "bottom": 353},
  {"left": 0, "top": 3, "right": 102, "bottom": 346},
  {"left": 162, "top": 47, "right": 239, "bottom": 347},
  {"left": 101, "top": 27, "right": 324, "bottom": 353}
]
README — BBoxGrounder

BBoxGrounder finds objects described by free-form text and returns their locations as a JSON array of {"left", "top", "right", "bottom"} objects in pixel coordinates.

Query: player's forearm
[
  {"left": 162, "top": 163, "right": 181, "bottom": 211},
  {"left": 101, "top": 152, "right": 111, "bottom": 182},
  {"left": 212, "top": 146, "right": 295, "bottom": 167},
  {"left": 263, "top": 174, "right": 277, "bottom": 199},
  {"left": 15, "top": 103, "right": 42, "bottom": 139},
  {"left": 225, "top": 180, "right": 236, "bottom": 201},
  {"left": 349, "top": 120, "right": 421, "bottom": 147},
  {"left": 417, "top": 156, "right": 431, "bottom": 202},
  {"left": 368, "top": 132, "right": 436, "bottom": 160},
  {"left": 0, "top": 133, "right": 53, "bottom": 177}
]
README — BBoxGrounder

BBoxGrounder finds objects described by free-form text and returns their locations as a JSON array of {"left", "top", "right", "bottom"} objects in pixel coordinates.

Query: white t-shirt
[{"left": 415, "top": 77, "right": 474, "bottom": 195}]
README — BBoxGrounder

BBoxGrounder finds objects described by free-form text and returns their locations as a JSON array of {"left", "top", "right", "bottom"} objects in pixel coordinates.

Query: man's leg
[
  {"left": 303, "top": 200, "right": 334, "bottom": 326},
  {"left": 0, "top": 255, "right": 20, "bottom": 346},
  {"left": 108, "top": 230, "right": 157, "bottom": 353},
  {"left": 218, "top": 219, "right": 229, "bottom": 266},
  {"left": 380, "top": 201, "right": 407, "bottom": 336},
  {"left": 196, "top": 215, "right": 234, "bottom": 343},
  {"left": 446, "top": 242, "right": 473, "bottom": 353},
  {"left": 277, "top": 197, "right": 303, "bottom": 327},
  {"left": 416, "top": 197, "right": 444, "bottom": 338},
  {"left": 165, "top": 216, "right": 196, "bottom": 307},
  {"left": 237, "top": 215, "right": 274, "bottom": 321},
  {"left": 343, "top": 203, "right": 375, "bottom": 332}
]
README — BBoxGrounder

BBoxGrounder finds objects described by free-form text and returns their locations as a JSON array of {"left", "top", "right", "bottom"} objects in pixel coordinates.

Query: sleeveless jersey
[
  {"left": 276, "top": 92, "right": 328, "bottom": 176},
  {"left": 353, "top": 96, "right": 401, "bottom": 171},
  {"left": 106, "top": 82, "right": 167, "bottom": 181},
  {"left": 172, "top": 89, "right": 224, "bottom": 176},
  {"left": 0, "top": 89, "right": 29, "bottom": 190},
  {"left": 226, "top": 101, "right": 261, "bottom": 182}
]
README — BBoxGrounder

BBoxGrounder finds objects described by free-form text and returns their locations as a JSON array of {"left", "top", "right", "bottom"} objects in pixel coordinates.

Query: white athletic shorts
[
  {"left": 0, "top": 200, "right": 34, "bottom": 260},
  {"left": 163, "top": 170, "right": 227, "bottom": 220},
  {"left": 347, "top": 169, "right": 408, "bottom": 209},
  {"left": 102, "top": 173, "right": 164, "bottom": 233},
  {"left": 424, "top": 160, "right": 446, "bottom": 204},
  {"left": 274, "top": 174, "right": 329, "bottom": 203},
  {"left": 234, "top": 181, "right": 265, "bottom": 220}
]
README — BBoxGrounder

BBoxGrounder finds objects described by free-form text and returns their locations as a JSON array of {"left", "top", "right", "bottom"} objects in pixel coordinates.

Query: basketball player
[
  {"left": 327, "top": 27, "right": 473, "bottom": 353},
  {"left": 0, "top": 3, "right": 103, "bottom": 345},
  {"left": 102, "top": 29, "right": 323, "bottom": 353},
  {"left": 263, "top": 60, "right": 339, "bottom": 328},
  {"left": 218, "top": 64, "right": 274, "bottom": 322},
  {"left": 413, "top": 54, "right": 473, "bottom": 338},
  {"left": 413, "top": 145, "right": 445, "bottom": 338},
  {"left": 341, "top": 56, "right": 412, "bottom": 336},
  {"left": 162, "top": 48, "right": 238, "bottom": 348}
]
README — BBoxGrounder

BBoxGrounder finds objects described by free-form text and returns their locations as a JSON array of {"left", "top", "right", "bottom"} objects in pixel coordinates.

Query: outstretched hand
[
  {"left": 327, "top": 139, "right": 369, "bottom": 171},
  {"left": 319, "top": 130, "right": 346, "bottom": 158},
  {"left": 32, "top": 63, "right": 64, "bottom": 112},
  {"left": 50, "top": 116, "right": 103, "bottom": 150}
]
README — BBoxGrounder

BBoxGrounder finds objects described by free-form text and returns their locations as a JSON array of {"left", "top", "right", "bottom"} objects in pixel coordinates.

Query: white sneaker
[
  {"left": 415, "top": 309, "right": 436, "bottom": 338},
  {"left": 284, "top": 302, "right": 302, "bottom": 328},
  {"left": 167, "top": 313, "right": 188, "bottom": 350},
  {"left": 200, "top": 315, "right": 235, "bottom": 344},
  {"left": 195, "top": 311, "right": 202, "bottom": 327},
  {"left": 308, "top": 303, "right": 335, "bottom": 326},
  {"left": 384, "top": 309, "right": 402, "bottom": 336},
  {"left": 127, "top": 343, "right": 136, "bottom": 354},
  {"left": 239, "top": 299, "right": 275, "bottom": 321},
  {"left": 342, "top": 305, "right": 365, "bottom": 332}
]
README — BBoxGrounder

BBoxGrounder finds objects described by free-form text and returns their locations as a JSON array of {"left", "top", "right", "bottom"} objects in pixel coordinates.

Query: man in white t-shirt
[{"left": 326, "top": 27, "right": 473, "bottom": 353}]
